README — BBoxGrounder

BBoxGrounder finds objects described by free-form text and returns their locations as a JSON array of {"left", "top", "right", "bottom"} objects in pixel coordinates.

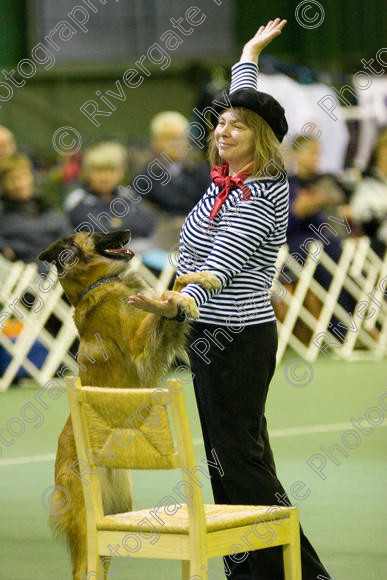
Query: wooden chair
[{"left": 68, "top": 379, "right": 301, "bottom": 579}]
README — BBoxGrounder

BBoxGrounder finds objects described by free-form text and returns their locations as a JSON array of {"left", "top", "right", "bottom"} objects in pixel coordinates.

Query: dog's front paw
[
  {"left": 197, "top": 271, "right": 221, "bottom": 291},
  {"left": 179, "top": 295, "right": 199, "bottom": 319},
  {"left": 174, "top": 271, "right": 221, "bottom": 292}
]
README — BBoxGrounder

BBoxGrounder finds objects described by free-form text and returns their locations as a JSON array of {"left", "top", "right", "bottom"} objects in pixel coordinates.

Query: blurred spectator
[
  {"left": 0, "top": 154, "right": 71, "bottom": 266},
  {"left": 127, "top": 143, "right": 153, "bottom": 179},
  {"left": 59, "top": 151, "right": 83, "bottom": 189},
  {"left": 36, "top": 151, "right": 84, "bottom": 211},
  {"left": 286, "top": 136, "right": 348, "bottom": 268},
  {"left": 189, "top": 63, "right": 228, "bottom": 150},
  {"left": 276, "top": 136, "right": 354, "bottom": 342},
  {"left": 350, "top": 128, "right": 387, "bottom": 258},
  {"left": 147, "top": 111, "right": 210, "bottom": 215},
  {"left": 0, "top": 126, "right": 16, "bottom": 160},
  {"left": 64, "top": 142, "right": 156, "bottom": 254},
  {"left": 287, "top": 137, "right": 349, "bottom": 240},
  {"left": 145, "top": 111, "right": 210, "bottom": 249}
]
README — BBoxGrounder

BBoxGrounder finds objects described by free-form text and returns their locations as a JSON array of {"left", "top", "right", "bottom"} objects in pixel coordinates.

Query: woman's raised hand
[{"left": 241, "top": 18, "right": 287, "bottom": 63}]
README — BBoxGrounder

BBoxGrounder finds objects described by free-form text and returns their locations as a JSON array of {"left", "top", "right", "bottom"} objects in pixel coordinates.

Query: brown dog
[{"left": 39, "top": 229, "right": 220, "bottom": 579}]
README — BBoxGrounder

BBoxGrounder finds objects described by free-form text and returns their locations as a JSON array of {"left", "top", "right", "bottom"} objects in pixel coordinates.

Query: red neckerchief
[{"left": 208, "top": 162, "right": 253, "bottom": 231}]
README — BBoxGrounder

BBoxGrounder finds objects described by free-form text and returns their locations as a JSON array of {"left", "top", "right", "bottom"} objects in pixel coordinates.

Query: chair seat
[{"left": 99, "top": 504, "right": 288, "bottom": 534}]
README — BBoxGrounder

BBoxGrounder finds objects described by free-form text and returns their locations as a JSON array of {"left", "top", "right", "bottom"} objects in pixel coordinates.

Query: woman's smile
[{"left": 215, "top": 110, "right": 255, "bottom": 174}]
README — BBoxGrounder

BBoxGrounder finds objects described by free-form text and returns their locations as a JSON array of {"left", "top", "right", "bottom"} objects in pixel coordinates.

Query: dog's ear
[
  {"left": 38, "top": 240, "right": 63, "bottom": 264},
  {"left": 38, "top": 236, "right": 77, "bottom": 265}
]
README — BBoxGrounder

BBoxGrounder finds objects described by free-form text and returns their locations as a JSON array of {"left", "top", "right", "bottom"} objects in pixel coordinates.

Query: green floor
[{"left": 0, "top": 355, "right": 386, "bottom": 579}]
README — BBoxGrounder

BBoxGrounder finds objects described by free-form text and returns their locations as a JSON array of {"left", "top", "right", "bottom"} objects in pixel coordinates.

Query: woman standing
[{"left": 129, "top": 19, "right": 329, "bottom": 580}]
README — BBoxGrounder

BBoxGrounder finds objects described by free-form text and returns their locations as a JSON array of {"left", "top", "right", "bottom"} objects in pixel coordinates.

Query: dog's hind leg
[{"left": 69, "top": 527, "right": 87, "bottom": 579}]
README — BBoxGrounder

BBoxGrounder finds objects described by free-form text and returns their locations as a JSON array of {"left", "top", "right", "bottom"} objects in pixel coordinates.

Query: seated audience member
[
  {"left": 59, "top": 151, "right": 83, "bottom": 190},
  {"left": 65, "top": 142, "right": 156, "bottom": 254},
  {"left": 287, "top": 136, "right": 349, "bottom": 251},
  {"left": 276, "top": 136, "right": 354, "bottom": 342},
  {"left": 0, "top": 125, "right": 17, "bottom": 161},
  {"left": 145, "top": 111, "right": 210, "bottom": 250},
  {"left": 350, "top": 128, "right": 387, "bottom": 258},
  {"left": 0, "top": 154, "right": 71, "bottom": 265}
]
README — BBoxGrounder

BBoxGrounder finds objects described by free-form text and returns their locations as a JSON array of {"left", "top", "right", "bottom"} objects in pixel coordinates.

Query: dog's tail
[
  {"left": 46, "top": 484, "right": 71, "bottom": 540},
  {"left": 169, "top": 345, "right": 190, "bottom": 369},
  {"left": 48, "top": 513, "right": 66, "bottom": 538},
  {"left": 47, "top": 469, "right": 133, "bottom": 540},
  {"left": 102, "top": 468, "right": 134, "bottom": 514}
]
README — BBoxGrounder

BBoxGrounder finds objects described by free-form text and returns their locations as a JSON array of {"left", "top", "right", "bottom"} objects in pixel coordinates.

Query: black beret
[{"left": 211, "top": 88, "right": 288, "bottom": 143}]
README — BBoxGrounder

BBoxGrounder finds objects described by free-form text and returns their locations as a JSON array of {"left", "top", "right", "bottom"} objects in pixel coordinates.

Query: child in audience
[
  {"left": 0, "top": 125, "right": 17, "bottom": 161},
  {"left": 0, "top": 154, "right": 71, "bottom": 265},
  {"left": 65, "top": 142, "right": 156, "bottom": 254}
]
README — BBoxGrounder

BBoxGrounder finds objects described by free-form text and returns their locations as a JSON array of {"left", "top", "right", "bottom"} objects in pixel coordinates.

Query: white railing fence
[
  {"left": 273, "top": 237, "right": 387, "bottom": 363},
  {"left": 0, "top": 237, "right": 386, "bottom": 391}
]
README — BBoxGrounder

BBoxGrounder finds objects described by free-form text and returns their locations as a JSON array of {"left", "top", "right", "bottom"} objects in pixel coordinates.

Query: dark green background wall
[
  {"left": 0, "top": 0, "right": 384, "bottom": 160},
  {"left": 0, "top": 0, "right": 27, "bottom": 67},
  {"left": 235, "top": 0, "right": 384, "bottom": 71}
]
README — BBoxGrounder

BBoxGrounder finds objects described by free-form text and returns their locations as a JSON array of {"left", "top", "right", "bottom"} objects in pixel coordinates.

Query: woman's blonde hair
[{"left": 208, "top": 107, "right": 285, "bottom": 177}]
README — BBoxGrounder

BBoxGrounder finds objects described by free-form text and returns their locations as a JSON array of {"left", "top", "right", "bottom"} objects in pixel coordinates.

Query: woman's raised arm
[
  {"left": 240, "top": 18, "right": 287, "bottom": 64},
  {"left": 229, "top": 18, "right": 287, "bottom": 93}
]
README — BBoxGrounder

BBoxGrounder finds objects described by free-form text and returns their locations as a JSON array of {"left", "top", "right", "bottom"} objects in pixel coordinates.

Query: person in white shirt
[{"left": 351, "top": 128, "right": 387, "bottom": 258}]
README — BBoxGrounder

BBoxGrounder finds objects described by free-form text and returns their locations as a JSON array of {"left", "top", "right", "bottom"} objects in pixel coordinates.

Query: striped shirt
[{"left": 177, "top": 62, "right": 289, "bottom": 327}]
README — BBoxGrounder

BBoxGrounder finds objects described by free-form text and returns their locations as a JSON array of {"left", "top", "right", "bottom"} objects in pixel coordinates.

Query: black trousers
[{"left": 188, "top": 320, "right": 329, "bottom": 580}]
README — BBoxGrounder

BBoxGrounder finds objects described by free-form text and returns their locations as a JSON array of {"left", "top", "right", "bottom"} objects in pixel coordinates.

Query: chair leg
[
  {"left": 189, "top": 559, "right": 208, "bottom": 578},
  {"left": 182, "top": 559, "right": 208, "bottom": 579},
  {"left": 283, "top": 510, "right": 302, "bottom": 580},
  {"left": 182, "top": 560, "right": 190, "bottom": 580},
  {"left": 100, "top": 556, "right": 111, "bottom": 579},
  {"left": 85, "top": 555, "right": 111, "bottom": 579}
]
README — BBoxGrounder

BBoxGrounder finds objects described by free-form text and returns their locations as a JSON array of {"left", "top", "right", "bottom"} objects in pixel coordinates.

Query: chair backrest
[{"left": 67, "top": 378, "right": 206, "bottom": 535}]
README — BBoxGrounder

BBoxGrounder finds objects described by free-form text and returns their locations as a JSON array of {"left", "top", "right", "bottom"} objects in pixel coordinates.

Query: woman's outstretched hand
[{"left": 241, "top": 18, "right": 287, "bottom": 63}]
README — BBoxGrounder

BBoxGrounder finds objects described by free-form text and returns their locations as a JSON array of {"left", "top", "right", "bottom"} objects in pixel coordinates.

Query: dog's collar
[{"left": 78, "top": 276, "right": 121, "bottom": 301}]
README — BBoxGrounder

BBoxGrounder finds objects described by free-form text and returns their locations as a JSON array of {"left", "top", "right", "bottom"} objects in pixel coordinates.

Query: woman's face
[{"left": 214, "top": 110, "right": 255, "bottom": 171}]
